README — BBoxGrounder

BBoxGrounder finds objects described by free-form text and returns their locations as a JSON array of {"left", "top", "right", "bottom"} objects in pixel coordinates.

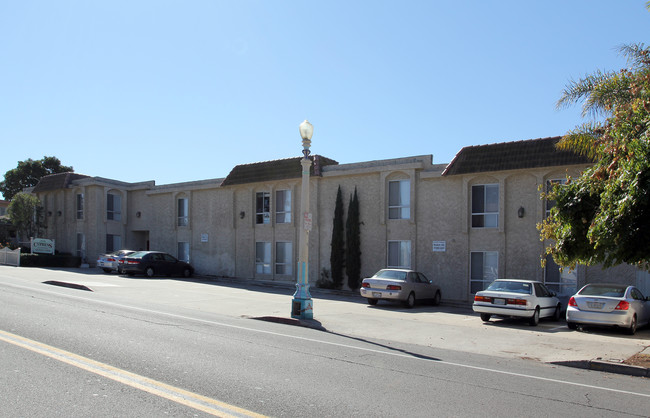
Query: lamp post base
[{"left": 291, "top": 297, "right": 313, "bottom": 320}]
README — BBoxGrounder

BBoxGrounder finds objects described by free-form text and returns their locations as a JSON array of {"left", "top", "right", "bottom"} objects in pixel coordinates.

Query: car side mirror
[{"left": 550, "top": 291, "right": 556, "bottom": 297}]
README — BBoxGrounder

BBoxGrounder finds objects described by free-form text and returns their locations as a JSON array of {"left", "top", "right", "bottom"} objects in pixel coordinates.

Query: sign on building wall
[
  {"left": 31, "top": 238, "right": 55, "bottom": 255},
  {"left": 432, "top": 241, "right": 446, "bottom": 252},
  {"left": 201, "top": 233, "right": 209, "bottom": 243}
]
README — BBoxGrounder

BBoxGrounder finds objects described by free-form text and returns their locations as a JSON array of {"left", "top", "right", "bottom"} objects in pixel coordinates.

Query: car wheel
[
  {"left": 432, "top": 291, "right": 441, "bottom": 306},
  {"left": 567, "top": 321, "right": 577, "bottom": 330},
  {"left": 145, "top": 267, "right": 155, "bottom": 278},
  {"left": 102, "top": 268, "right": 112, "bottom": 273},
  {"left": 367, "top": 298, "right": 378, "bottom": 305},
  {"left": 529, "top": 307, "right": 540, "bottom": 326},
  {"left": 553, "top": 304, "right": 561, "bottom": 321},
  {"left": 480, "top": 313, "right": 491, "bottom": 322},
  {"left": 183, "top": 268, "right": 192, "bottom": 278},
  {"left": 405, "top": 292, "right": 416, "bottom": 309},
  {"left": 626, "top": 315, "right": 637, "bottom": 335}
]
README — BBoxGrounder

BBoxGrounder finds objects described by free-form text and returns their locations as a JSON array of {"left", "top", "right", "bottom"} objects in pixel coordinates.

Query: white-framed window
[
  {"left": 76, "top": 193, "right": 84, "bottom": 220},
  {"left": 256, "top": 192, "right": 270, "bottom": 224},
  {"left": 388, "top": 240, "right": 411, "bottom": 268},
  {"left": 178, "top": 241, "right": 190, "bottom": 263},
  {"left": 107, "top": 193, "right": 122, "bottom": 221},
  {"left": 106, "top": 234, "right": 121, "bottom": 253},
  {"left": 255, "top": 242, "right": 271, "bottom": 274},
  {"left": 275, "top": 241, "right": 292, "bottom": 275},
  {"left": 544, "top": 254, "right": 577, "bottom": 298},
  {"left": 471, "top": 184, "right": 498, "bottom": 228},
  {"left": 178, "top": 197, "right": 189, "bottom": 226},
  {"left": 546, "top": 179, "right": 567, "bottom": 218},
  {"left": 275, "top": 190, "right": 291, "bottom": 224},
  {"left": 470, "top": 251, "right": 498, "bottom": 293},
  {"left": 388, "top": 180, "right": 410, "bottom": 219}
]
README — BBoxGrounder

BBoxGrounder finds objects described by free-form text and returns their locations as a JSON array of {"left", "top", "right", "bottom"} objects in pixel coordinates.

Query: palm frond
[{"left": 556, "top": 123, "right": 603, "bottom": 160}]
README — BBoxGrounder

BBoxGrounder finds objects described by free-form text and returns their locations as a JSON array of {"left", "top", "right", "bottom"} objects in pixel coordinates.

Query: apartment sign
[{"left": 32, "top": 238, "right": 55, "bottom": 255}]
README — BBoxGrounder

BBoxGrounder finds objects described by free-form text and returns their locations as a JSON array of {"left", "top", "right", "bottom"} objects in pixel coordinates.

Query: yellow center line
[{"left": 0, "top": 329, "right": 267, "bottom": 418}]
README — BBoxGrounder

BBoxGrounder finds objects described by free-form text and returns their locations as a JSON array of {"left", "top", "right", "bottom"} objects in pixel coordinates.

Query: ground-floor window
[
  {"left": 178, "top": 242, "right": 190, "bottom": 263},
  {"left": 256, "top": 242, "right": 271, "bottom": 274},
  {"left": 275, "top": 242, "right": 292, "bottom": 275},
  {"left": 470, "top": 251, "right": 498, "bottom": 293},
  {"left": 76, "top": 233, "right": 85, "bottom": 259},
  {"left": 106, "top": 234, "right": 121, "bottom": 253},
  {"left": 388, "top": 240, "right": 411, "bottom": 268},
  {"left": 544, "top": 254, "right": 577, "bottom": 298}
]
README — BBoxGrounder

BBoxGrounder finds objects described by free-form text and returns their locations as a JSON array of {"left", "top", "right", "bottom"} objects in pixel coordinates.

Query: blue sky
[{"left": 1, "top": 1, "right": 648, "bottom": 198}]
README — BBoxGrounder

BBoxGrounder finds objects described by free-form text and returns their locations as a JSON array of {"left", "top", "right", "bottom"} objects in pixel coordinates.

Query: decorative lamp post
[{"left": 291, "top": 119, "right": 314, "bottom": 319}]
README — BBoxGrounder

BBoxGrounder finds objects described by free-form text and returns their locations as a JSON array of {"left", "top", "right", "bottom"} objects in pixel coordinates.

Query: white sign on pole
[{"left": 303, "top": 212, "right": 313, "bottom": 231}]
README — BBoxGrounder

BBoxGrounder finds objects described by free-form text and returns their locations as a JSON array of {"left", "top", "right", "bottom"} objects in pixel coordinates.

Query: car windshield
[
  {"left": 373, "top": 270, "right": 407, "bottom": 281},
  {"left": 578, "top": 285, "right": 626, "bottom": 297},
  {"left": 127, "top": 251, "right": 148, "bottom": 258},
  {"left": 485, "top": 280, "right": 532, "bottom": 295}
]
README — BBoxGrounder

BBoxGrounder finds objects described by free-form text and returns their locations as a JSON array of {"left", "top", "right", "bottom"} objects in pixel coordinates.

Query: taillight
[
  {"left": 386, "top": 285, "right": 402, "bottom": 291},
  {"left": 615, "top": 301, "right": 630, "bottom": 310},
  {"left": 507, "top": 298, "right": 527, "bottom": 306},
  {"left": 568, "top": 297, "right": 577, "bottom": 307},
  {"left": 361, "top": 282, "right": 370, "bottom": 288},
  {"left": 474, "top": 295, "right": 491, "bottom": 302},
  {"left": 127, "top": 260, "right": 140, "bottom": 264},
  {"left": 107, "top": 258, "right": 116, "bottom": 262}
]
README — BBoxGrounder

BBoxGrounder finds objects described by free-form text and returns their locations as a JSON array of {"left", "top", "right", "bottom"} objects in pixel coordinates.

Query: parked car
[
  {"left": 121, "top": 251, "right": 194, "bottom": 278},
  {"left": 473, "top": 279, "right": 561, "bottom": 326},
  {"left": 566, "top": 283, "right": 650, "bottom": 335},
  {"left": 96, "top": 250, "right": 136, "bottom": 273},
  {"left": 360, "top": 269, "right": 441, "bottom": 308}
]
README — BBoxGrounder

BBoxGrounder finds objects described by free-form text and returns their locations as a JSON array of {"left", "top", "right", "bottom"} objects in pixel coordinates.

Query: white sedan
[
  {"left": 566, "top": 283, "right": 650, "bottom": 335},
  {"left": 97, "top": 249, "right": 135, "bottom": 273},
  {"left": 360, "top": 269, "right": 441, "bottom": 308},
  {"left": 472, "top": 279, "right": 561, "bottom": 326}
]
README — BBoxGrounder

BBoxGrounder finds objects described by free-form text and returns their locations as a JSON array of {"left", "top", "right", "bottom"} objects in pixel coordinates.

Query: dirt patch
[{"left": 623, "top": 353, "right": 650, "bottom": 368}]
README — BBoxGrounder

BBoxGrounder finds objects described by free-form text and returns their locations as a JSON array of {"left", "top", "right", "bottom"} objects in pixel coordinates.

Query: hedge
[{"left": 20, "top": 253, "right": 81, "bottom": 268}]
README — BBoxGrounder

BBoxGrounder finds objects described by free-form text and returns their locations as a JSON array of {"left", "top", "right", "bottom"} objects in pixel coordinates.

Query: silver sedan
[
  {"left": 566, "top": 283, "right": 650, "bottom": 335},
  {"left": 360, "top": 269, "right": 441, "bottom": 308}
]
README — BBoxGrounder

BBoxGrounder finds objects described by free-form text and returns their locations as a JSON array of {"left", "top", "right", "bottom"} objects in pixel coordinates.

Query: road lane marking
[
  {"left": 0, "top": 329, "right": 266, "bottom": 418},
  {"left": 3, "top": 281, "right": 650, "bottom": 399}
]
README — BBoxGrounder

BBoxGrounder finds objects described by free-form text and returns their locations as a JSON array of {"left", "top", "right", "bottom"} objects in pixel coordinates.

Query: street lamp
[{"left": 291, "top": 119, "right": 314, "bottom": 320}]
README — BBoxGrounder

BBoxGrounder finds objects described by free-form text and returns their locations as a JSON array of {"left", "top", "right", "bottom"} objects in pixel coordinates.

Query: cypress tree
[
  {"left": 330, "top": 186, "right": 345, "bottom": 289},
  {"left": 346, "top": 187, "right": 361, "bottom": 289}
]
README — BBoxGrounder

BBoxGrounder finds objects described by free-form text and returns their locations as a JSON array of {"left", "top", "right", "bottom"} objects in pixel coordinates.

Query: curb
[{"left": 551, "top": 359, "right": 650, "bottom": 378}]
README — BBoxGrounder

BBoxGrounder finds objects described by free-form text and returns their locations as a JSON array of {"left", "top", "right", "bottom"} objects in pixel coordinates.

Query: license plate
[
  {"left": 493, "top": 298, "right": 506, "bottom": 305},
  {"left": 587, "top": 302, "right": 604, "bottom": 309},
  {"left": 372, "top": 292, "right": 382, "bottom": 298}
]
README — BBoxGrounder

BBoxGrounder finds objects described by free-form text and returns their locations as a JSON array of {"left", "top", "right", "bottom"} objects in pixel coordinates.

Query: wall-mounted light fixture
[
  {"left": 47, "top": 211, "right": 52, "bottom": 217},
  {"left": 136, "top": 211, "right": 142, "bottom": 218},
  {"left": 239, "top": 211, "right": 245, "bottom": 219},
  {"left": 518, "top": 206, "right": 525, "bottom": 218},
  {"left": 57, "top": 211, "right": 62, "bottom": 217}
]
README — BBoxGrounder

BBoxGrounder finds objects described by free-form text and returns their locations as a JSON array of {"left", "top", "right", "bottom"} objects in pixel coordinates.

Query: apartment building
[{"left": 31, "top": 136, "right": 649, "bottom": 304}]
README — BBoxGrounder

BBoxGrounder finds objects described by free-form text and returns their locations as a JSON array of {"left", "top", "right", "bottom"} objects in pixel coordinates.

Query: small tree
[
  {"left": 345, "top": 187, "right": 361, "bottom": 289},
  {"left": 330, "top": 186, "right": 345, "bottom": 289},
  {"left": 8, "top": 193, "right": 44, "bottom": 242}
]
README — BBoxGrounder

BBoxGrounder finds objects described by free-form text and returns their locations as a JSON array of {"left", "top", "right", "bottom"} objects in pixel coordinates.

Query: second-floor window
[
  {"left": 275, "top": 190, "right": 291, "bottom": 223},
  {"left": 76, "top": 193, "right": 84, "bottom": 220},
  {"left": 178, "top": 197, "right": 189, "bottom": 226},
  {"left": 256, "top": 192, "right": 270, "bottom": 224},
  {"left": 107, "top": 193, "right": 122, "bottom": 221},
  {"left": 388, "top": 180, "right": 410, "bottom": 219},
  {"left": 471, "top": 184, "right": 498, "bottom": 228},
  {"left": 546, "top": 179, "right": 567, "bottom": 218}
]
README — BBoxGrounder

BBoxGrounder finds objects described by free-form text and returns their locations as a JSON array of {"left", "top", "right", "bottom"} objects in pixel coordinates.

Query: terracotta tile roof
[
  {"left": 32, "top": 172, "right": 91, "bottom": 193},
  {"left": 221, "top": 155, "right": 338, "bottom": 187},
  {"left": 442, "top": 136, "right": 593, "bottom": 176}
]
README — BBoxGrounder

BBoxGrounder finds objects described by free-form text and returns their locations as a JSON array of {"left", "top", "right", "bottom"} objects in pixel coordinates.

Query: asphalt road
[{"left": 1, "top": 266, "right": 650, "bottom": 417}]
